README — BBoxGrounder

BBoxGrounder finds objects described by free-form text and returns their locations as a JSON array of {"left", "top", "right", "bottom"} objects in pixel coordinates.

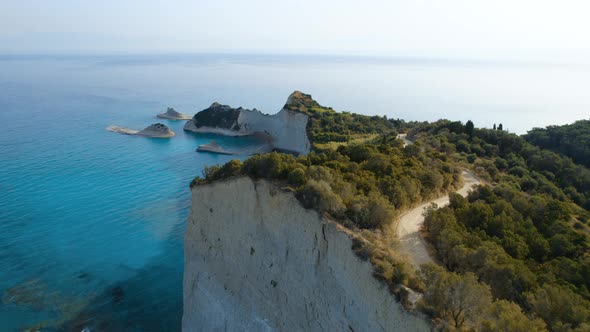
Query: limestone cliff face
[
  {"left": 183, "top": 177, "right": 431, "bottom": 332},
  {"left": 183, "top": 93, "right": 311, "bottom": 155}
]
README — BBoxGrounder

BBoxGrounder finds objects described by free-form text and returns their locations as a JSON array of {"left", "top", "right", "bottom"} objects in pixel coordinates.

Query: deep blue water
[{"left": 1, "top": 54, "right": 589, "bottom": 331}]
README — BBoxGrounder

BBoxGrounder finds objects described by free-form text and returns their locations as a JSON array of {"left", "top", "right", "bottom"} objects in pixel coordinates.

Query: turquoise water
[
  {"left": 0, "top": 58, "right": 266, "bottom": 331},
  {"left": 1, "top": 54, "right": 589, "bottom": 331}
]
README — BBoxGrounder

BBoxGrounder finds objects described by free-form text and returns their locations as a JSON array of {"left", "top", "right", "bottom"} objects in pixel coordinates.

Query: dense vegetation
[
  {"left": 193, "top": 135, "right": 462, "bottom": 230},
  {"left": 424, "top": 189, "right": 589, "bottom": 330},
  {"left": 409, "top": 120, "right": 590, "bottom": 330},
  {"left": 410, "top": 120, "right": 590, "bottom": 210},
  {"left": 525, "top": 119, "right": 590, "bottom": 168},
  {"left": 284, "top": 91, "right": 415, "bottom": 147},
  {"left": 191, "top": 102, "right": 241, "bottom": 130},
  {"left": 192, "top": 93, "right": 590, "bottom": 330}
]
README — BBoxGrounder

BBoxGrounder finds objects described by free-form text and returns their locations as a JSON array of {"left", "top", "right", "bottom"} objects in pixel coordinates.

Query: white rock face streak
[
  {"left": 183, "top": 177, "right": 431, "bottom": 332},
  {"left": 238, "top": 108, "right": 310, "bottom": 155},
  {"left": 183, "top": 92, "right": 312, "bottom": 155}
]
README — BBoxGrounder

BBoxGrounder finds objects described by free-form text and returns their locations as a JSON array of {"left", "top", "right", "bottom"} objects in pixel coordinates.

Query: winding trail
[
  {"left": 393, "top": 133, "right": 481, "bottom": 267},
  {"left": 396, "top": 133, "right": 413, "bottom": 147},
  {"left": 395, "top": 170, "right": 480, "bottom": 267}
]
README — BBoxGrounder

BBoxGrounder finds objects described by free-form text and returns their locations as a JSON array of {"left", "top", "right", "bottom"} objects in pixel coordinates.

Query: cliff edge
[
  {"left": 183, "top": 177, "right": 431, "bottom": 332},
  {"left": 184, "top": 92, "right": 312, "bottom": 155}
]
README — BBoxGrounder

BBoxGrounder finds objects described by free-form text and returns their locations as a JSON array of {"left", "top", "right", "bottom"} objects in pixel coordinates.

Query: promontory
[{"left": 184, "top": 91, "right": 312, "bottom": 156}]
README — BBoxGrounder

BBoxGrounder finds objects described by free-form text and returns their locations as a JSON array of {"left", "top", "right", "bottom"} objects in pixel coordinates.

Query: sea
[{"left": 0, "top": 54, "right": 589, "bottom": 331}]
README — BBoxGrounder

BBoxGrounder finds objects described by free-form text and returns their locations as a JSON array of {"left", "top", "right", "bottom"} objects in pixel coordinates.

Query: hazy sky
[{"left": 1, "top": 0, "right": 589, "bottom": 58}]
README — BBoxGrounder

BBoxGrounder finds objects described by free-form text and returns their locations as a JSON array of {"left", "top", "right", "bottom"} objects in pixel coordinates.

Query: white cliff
[
  {"left": 183, "top": 177, "right": 431, "bottom": 332},
  {"left": 183, "top": 92, "right": 311, "bottom": 155}
]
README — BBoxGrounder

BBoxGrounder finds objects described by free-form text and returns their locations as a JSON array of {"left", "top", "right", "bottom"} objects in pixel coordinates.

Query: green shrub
[
  {"left": 287, "top": 168, "right": 306, "bottom": 187},
  {"left": 296, "top": 180, "right": 345, "bottom": 216}
]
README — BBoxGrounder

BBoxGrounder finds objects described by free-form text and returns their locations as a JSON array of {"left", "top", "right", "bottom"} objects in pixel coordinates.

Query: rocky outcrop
[
  {"left": 183, "top": 92, "right": 311, "bottom": 155},
  {"left": 196, "top": 141, "right": 273, "bottom": 155},
  {"left": 183, "top": 177, "right": 431, "bottom": 332},
  {"left": 106, "top": 123, "right": 175, "bottom": 138},
  {"left": 136, "top": 123, "right": 175, "bottom": 137},
  {"left": 196, "top": 141, "right": 234, "bottom": 155},
  {"left": 157, "top": 107, "right": 192, "bottom": 120}
]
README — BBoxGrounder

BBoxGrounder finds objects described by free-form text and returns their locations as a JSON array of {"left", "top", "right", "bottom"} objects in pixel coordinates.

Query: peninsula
[
  {"left": 184, "top": 92, "right": 311, "bottom": 155},
  {"left": 184, "top": 92, "right": 590, "bottom": 331},
  {"left": 106, "top": 123, "right": 175, "bottom": 138}
]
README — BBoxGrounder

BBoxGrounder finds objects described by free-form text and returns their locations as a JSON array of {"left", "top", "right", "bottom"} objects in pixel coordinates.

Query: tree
[
  {"left": 287, "top": 168, "right": 306, "bottom": 186},
  {"left": 493, "top": 123, "right": 497, "bottom": 130},
  {"left": 366, "top": 192, "right": 395, "bottom": 228},
  {"left": 482, "top": 300, "right": 547, "bottom": 332},
  {"left": 466, "top": 120, "right": 475, "bottom": 139},
  {"left": 296, "top": 179, "right": 345, "bottom": 216},
  {"left": 498, "top": 123, "right": 503, "bottom": 131},
  {"left": 527, "top": 284, "right": 590, "bottom": 330},
  {"left": 420, "top": 264, "right": 492, "bottom": 329}
]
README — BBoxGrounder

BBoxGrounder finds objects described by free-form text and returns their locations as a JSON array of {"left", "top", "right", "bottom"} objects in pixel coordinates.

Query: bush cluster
[
  {"left": 192, "top": 138, "right": 461, "bottom": 230},
  {"left": 525, "top": 119, "right": 590, "bottom": 168},
  {"left": 284, "top": 91, "right": 417, "bottom": 147},
  {"left": 424, "top": 187, "right": 590, "bottom": 330},
  {"left": 410, "top": 120, "right": 590, "bottom": 211}
]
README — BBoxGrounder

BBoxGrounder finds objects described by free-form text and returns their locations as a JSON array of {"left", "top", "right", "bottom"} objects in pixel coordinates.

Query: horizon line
[{"left": 1, "top": 52, "right": 589, "bottom": 68}]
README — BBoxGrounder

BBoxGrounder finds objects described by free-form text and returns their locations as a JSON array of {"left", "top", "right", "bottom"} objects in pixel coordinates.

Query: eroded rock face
[
  {"left": 183, "top": 93, "right": 311, "bottom": 155},
  {"left": 183, "top": 177, "right": 431, "bottom": 332}
]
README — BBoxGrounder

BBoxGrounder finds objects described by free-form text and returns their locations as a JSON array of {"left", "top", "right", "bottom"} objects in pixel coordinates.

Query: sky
[{"left": 1, "top": 0, "right": 590, "bottom": 59}]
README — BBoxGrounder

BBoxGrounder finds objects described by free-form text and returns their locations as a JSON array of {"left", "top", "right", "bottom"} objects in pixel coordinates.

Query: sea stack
[
  {"left": 157, "top": 107, "right": 192, "bottom": 120},
  {"left": 106, "top": 123, "right": 175, "bottom": 138}
]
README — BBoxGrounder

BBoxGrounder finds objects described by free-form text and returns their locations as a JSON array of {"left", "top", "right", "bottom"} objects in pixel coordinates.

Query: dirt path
[
  {"left": 395, "top": 170, "right": 480, "bottom": 267},
  {"left": 396, "top": 133, "right": 413, "bottom": 147}
]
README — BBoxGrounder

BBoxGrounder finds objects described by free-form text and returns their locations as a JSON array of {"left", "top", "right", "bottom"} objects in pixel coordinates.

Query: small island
[
  {"left": 106, "top": 123, "right": 175, "bottom": 138},
  {"left": 196, "top": 141, "right": 234, "bottom": 155},
  {"left": 157, "top": 107, "right": 192, "bottom": 120}
]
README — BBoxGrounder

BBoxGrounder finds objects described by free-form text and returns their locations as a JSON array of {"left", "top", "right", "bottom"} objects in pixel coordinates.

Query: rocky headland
[
  {"left": 184, "top": 91, "right": 312, "bottom": 156},
  {"left": 157, "top": 107, "right": 192, "bottom": 120},
  {"left": 106, "top": 123, "right": 175, "bottom": 138}
]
